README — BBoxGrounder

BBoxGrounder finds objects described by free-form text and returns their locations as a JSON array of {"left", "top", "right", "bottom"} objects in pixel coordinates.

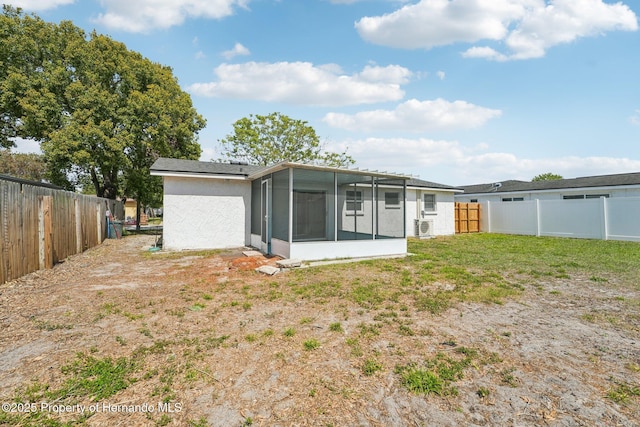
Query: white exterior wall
[
  {"left": 163, "top": 176, "right": 251, "bottom": 250},
  {"left": 287, "top": 238, "right": 407, "bottom": 261},
  {"left": 406, "top": 189, "right": 456, "bottom": 237},
  {"left": 377, "top": 188, "right": 405, "bottom": 237}
]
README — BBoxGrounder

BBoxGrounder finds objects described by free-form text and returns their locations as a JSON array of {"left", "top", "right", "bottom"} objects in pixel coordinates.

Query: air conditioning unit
[{"left": 414, "top": 219, "right": 434, "bottom": 238}]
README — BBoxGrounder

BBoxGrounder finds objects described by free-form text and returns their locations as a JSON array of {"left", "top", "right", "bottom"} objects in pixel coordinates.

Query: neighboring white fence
[{"left": 482, "top": 197, "right": 640, "bottom": 242}]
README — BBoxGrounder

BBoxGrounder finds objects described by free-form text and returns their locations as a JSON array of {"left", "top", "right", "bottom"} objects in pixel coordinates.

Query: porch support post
[
  {"left": 403, "top": 179, "right": 407, "bottom": 238},
  {"left": 288, "top": 168, "right": 293, "bottom": 243},
  {"left": 334, "top": 173, "right": 338, "bottom": 241},
  {"left": 372, "top": 176, "right": 375, "bottom": 240}
]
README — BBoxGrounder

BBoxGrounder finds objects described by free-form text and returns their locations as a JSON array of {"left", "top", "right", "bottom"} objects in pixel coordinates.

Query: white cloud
[
  {"left": 436, "top": 70, "right": 446, "bottom": 80},
  {"left": 9, "top": 137, "right": 42, "bottom": 154},
  {"left": 356, "top": 64, "right": 412, "bottom": 84},
  {"left": 199, "top": 146, "right": 216, "bottom": 161},
  {"left": 355, "top": 0, "right": 524, "bottom": 49},
  {"left": 5, "top": 0, "right": 74, "bottom": 10},
  {"left": 455, "top": 154, "right": 640, "bottom": 184},
  {"left": 356, "top": 0, "right": 638, "bottom": 61},
  {"left": 195, "top": 51, "right": 206, "bottom": 59},
  {"left": 630, "top": 109, "right": 640, "bottom": 125},
  {"left": 323, "top": 98, "right": 501, "bottom": 132},
  {"left": 221, "top": 43, "right": 251, "bottom": 60},
  {"left": 93, "top": 0, "right": 250, "bottom": 33},
  {"left": 461, "top": 46, "right": 508, "bottom": 61},
  {"left": 188, "top": 62, "right": 410, "bottom": 106},
  {"left": 343, "top": 137, "right": 466, "bottom": 167},
  {"left": 326, "top": 137, "right": 640, "bottom": 185}
]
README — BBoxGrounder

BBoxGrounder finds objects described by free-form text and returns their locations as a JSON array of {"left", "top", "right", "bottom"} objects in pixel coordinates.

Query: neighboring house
[
  {"left": 455, "top": 172, "right": 640, "bottom": 203},
  {"left": 123, "top": 199, "right": 137, "bottom": 220},
  {"left": 150, "top": 158, "right": 459, "bottom": 261}
]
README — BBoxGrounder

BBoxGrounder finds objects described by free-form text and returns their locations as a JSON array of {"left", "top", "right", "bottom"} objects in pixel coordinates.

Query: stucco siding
[
  {"left": 163, "top": 177, "right": 251, "bottom": 250},
  {"left": 406, "top": 189, "right": 456, "bottom": 236}
]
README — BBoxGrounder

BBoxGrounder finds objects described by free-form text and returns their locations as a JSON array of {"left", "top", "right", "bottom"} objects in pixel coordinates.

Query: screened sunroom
[{"left": 249, "top": 163, "right": 408, "bottom": 261}]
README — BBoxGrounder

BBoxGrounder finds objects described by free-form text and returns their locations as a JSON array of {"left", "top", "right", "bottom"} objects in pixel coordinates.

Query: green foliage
[
  {"left": 0, "top": 6, "right": 205, "bottom": 200},
  {"left": 0, "top": 150, "right": 47, "bottom": 181},
  {"left": 395, "top": 348, "right": 485, "bottom": 396},
  {"left": 55, "top": 353, "right": 139, "bottom": 400},
  {"left": 303, "top": 338, "right": 321, "bottom": 350},
  {"left": 219, "top": 112, "right": 353, "bottom": 167},
  {"left": 606, "top": 379, "right": 640, "bottom": 404},
  {"left": 361, "top": 358, "right": 383, "bottom": 376},
  {"left": 532, "top": 172, "right": 563, "bottom": 181},
  {"left": 477, "top": 387, "right": 490, "bottom": 398},
  {"left": 329, "top": 322, "right": 343, "bottom": 332}
]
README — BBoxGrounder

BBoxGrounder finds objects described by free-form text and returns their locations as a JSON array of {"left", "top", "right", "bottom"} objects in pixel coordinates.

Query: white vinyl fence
[{"left": 482, "top": 197, "right": 640, "bottom": 242}]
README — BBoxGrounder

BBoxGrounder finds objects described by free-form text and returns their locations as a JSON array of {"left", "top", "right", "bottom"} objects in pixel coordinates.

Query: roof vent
[
  {"left": 491, "top": 182, "right": 502, "bottom": 192},
  {"left": 229, "top": 161, "right": 249, "bottom": 165}
]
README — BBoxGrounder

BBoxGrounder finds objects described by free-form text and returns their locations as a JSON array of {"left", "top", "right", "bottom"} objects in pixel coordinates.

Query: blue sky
[{"left": 7, "top": 0, "right": 640, "bottom": 185}]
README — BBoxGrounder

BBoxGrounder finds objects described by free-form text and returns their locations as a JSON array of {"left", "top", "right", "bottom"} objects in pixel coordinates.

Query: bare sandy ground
[{"left": 0, "top": 235, "right": 638, "bottom": 426}]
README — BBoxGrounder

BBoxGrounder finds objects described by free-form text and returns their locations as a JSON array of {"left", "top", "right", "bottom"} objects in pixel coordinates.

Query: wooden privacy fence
[
  {"left": 455, "top": 202, "right": 481, "bottom": 233},
  {"left": 0, "top": 176, "right": 123, "bottom": 285}
]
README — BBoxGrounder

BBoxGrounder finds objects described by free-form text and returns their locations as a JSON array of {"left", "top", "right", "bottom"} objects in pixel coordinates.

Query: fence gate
[{"left": 455, "top": 202, "right": 480, "bottom": 233}]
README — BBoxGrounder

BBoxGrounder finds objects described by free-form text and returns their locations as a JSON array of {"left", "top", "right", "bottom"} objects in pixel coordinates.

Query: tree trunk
[{"left": 136, "top": 199, "right": 141, "bottom": 232}]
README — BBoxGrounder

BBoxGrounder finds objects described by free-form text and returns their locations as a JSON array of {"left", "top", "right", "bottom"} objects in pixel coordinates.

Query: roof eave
[
  {"left": 460, "top": 183, "right": 640, "bottom": 196},
  {"left": 248, "top": 161, "right": 410, "bottom": 180},
  {"left": 406, "top": 185, "right": 463, "bottom": 193},
  {"left": 150, "top": 170, "right": 248, "bottom": 180}
]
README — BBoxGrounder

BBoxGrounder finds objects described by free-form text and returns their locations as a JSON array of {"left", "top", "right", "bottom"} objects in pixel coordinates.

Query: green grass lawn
[{"left": 281, "top": 234, "right": 640, "bottom": 314}]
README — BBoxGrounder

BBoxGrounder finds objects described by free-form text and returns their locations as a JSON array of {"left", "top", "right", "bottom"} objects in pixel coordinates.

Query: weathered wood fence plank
[{"left": 0, "top": 177, "right": 123, "bottom": 284}]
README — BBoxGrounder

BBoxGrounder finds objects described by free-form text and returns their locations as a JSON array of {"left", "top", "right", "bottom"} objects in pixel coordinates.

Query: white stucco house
[
  {"left": 150, "top": 158, "right": 460, "bottom": 261},
  {"left": 455, "top": 172, "right": 640, "bottom": 203}
]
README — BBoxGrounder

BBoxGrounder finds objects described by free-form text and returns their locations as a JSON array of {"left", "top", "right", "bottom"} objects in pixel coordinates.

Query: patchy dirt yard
[{"left": 1, "top": 235, "right": 639, "bottom": 426}]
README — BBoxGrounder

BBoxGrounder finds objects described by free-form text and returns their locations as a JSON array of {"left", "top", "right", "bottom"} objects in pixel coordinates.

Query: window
[
  {"left": 423, "top": 194, "right": 436, "bottom": 212},
  {"left": 502, "top": 197, "right": 524, "bottom": 202},
  {"left": 384, "top": 192, "right": 400, "bottom": 208},
  {"left": 470, "top": 199, "right": 478, "bottom": 203},
  {"left": 346, "top": 190, "right": 363, "bottom": 213},
  {"left": 563, "top": 194, "right": 609, "bottom": 200}
]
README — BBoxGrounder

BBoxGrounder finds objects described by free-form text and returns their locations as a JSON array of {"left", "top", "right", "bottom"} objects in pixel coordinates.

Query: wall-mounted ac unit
[{"left": 414, "top": 219, "right": 434, "bottom": 238}]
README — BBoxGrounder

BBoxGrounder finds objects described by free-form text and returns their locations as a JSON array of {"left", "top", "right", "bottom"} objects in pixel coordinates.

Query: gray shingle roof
[
  {"left": 460, "top": 172, "right": 640, "bottom": 194},
  {"left": 406, "top": 177, "right": 462, "bottom": 192},
  {"left": 150, "top": 158, "right": 265, "bottom": 177},
  {"left": 151, "top": 158, "right": 460, "bottom": 191}
]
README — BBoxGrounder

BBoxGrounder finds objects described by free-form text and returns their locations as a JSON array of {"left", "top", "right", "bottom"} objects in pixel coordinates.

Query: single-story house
[
  {"left": 150, "top": 158, "right": 460, "bottom": 260},
  {"left": 455, "top": 172, "right": 640, "bottom": 203}
]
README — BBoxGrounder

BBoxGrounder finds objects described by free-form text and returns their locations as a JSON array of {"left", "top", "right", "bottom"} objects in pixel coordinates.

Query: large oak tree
[{"left": 1, "top": 6, "right": 205, "bottom": 226}]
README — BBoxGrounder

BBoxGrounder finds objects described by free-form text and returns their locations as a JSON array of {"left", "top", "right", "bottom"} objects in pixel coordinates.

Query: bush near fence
[
  {"left": 481, "top": 197, "right": 640, "bottom": 242},
  {"left": 0, "top": 175, "right": 124, "bottom": 284}
]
